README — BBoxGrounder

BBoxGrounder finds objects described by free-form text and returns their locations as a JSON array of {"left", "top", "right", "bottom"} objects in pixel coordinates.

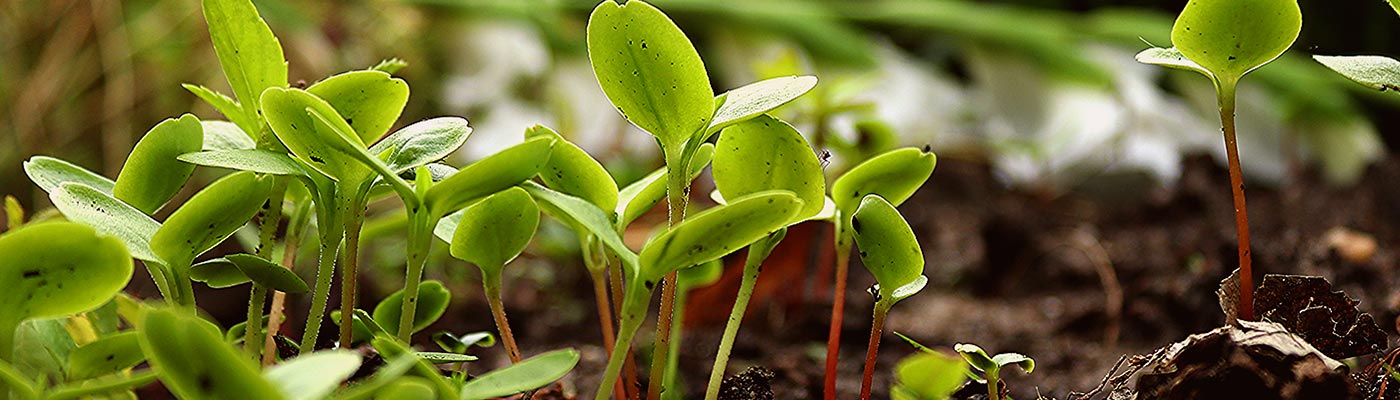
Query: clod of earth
[{"left": 1134, "top": 320, "right": 1355, "bottom": 400}]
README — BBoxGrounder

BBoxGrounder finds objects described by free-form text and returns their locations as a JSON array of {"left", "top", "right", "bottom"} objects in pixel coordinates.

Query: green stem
[
  {"left": 482, "top": 269, "right": 522, "bottom": 363},
  {"left": 168, "top": 259, "right": 197, "bottom": 309},
  {"left": 302, "top": 202, "right": 344, "bottom": 351},
  {"left": 824, "top": 221, "right": 853, "bottom": 400},
  {"left": 1216, "top": 80, "right": 1254, "bottom": 322},
  {"left": 338, "top": 190, "right": 369, "bottom": 348},
  {"left": 704, "top": 243, "right": 771, "bottom": 400},
  {"left": 246, "top": 177, "right": 288, "bottom": 359},
  {"left": 664, "top": 280, "right": 687, "bottom": 399},
  {"left": 145, "top": 263, "right": 175, "bottom": 306},
  {"left": 859, "top": 301, "right": 890, "bottom": 400},
  {"left": 648, "top": 150, "right": 690, "bottom": 400},
  {"left": 397, "top": 208, "right": 433, "bottom": 341},
  {"left": 244, "top": 285, "right": 268, "bottom": 353},
  {"left": 986, "top": 369, "right": 1001, "bottom": 400},
  {"left": 586, "top": 242, "right": 629, "bottom": 400},
  {"left": 608, "top": 253, "right": 641, "bottom": 400},
  {"left": 597, "top": 307, "right": 645, "bottom": 400},
  {"left": 45, "top": 370, "right": 158, "bottom": 400},
  {"left": 0, "top": 350, "right": 37, "bottom": 400}
]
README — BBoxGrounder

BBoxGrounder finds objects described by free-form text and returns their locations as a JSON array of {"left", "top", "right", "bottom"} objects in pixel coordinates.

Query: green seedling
[
  {"left": 329, "top": 280, "right": 451, "bottom": 345},
  {"left": 891, "top": 350, "right": 967, "bottom": 400},
  {"left": 953, "top": 343, "right": 1034, "bottom": 400},
  {"left": 150, "top": 171, "right": 273, "bottom": 307},
  {"left": 587, "top": 1, "right": 816, "bottom": 394},
  {"left": 665, "top": 260, "right": 723, "bottom": 400},
  {"left": 824, "top": 146, "right": 936, "bottom": 399},
  {"left": 112, "top": 114, "right": 204, "bottom": 214},
  {"left": 851, "top": 194, "right": 928, "bottom": 400},
  {"left": 460, "top": 349, "right": 580, "bottom": 400},
  {"left": 450, "top": 187, "right": 540, "bottom": 364},
  {"left": 704, "top": 114, "right": 828, "bottom": 400},
  {"left": 1137, "top": 0, "right": 1300, "bottom": 321}
]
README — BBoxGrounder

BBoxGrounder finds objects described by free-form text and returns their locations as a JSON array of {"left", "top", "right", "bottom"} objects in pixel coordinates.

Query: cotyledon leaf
[
  {"left": 450, "top": 187, "right": 539, "bottom": 270},
  {"left": 637, "top": 190, "right": 802, "bottom": 285},
  {"left": 264, "top": 350, "right": 362, "bottom": 400},
  {"left": 616, "top": 142, "right": 713, "bottom": 229},
  {"left": 424, "top": 136, "right": 555, "bottom": 217},
  {"left": 587, "top": 0, "right": 714, "bottom": 149},
  {"left": 260, "top": 87, "right": 372, "bottom": 183},
  {"left": 226, "top": 253, "right": 309, "bottom": 293},
  {"left": 201, "top": 0, "right": 287, "bottom": 119},
  {"left": 308, "top": 70, "right": 409, "bottom": 144},
  {"left": 0, "top": 222, "right": 132, "bottom": 326},
  {"left": 68, "top": 331, "right": 144, "bottom": 380},
  {"left": 138, "top": 307, "right": 284, "bottom": 399},
  {"left": 190, "top": 258, "right": 251, "bottom": 288},
  {"left": 526, "top": 125, "right": 618, "bottom": 212},
  {"left": 706, "top": 75, "right": 817, "bottom": 135},
  {"left": 200, "top": 120, "right": 258, "bottom": 150},
  {"left": 368, "top": 117, "right": 473, "bottom": 175},
  {"left": 460, "top": 349, "right": 581, "bottom": 400},
  {"left": 520, "top": 181, "right": 638, "bottom": 271},
  {"left": 178, "top": 149, "right": 310, "bottom": 176},
  {"left": 1134, "top": 47, "right": 1211, "bottom": 77},
  {"left": 831, "top": 147, "right": 937, "bottom": 221},
  {"left": 713, "top": 114, "right": 825, "bottom": 222},
  {"left": 1313, "top": 55, "right": 1400, "bottom": 92},
  {"left": 114, "top": 113, "right": 204, "bottom": 214},
  {"left": 49, "top": 183, "right": 161, "bottom": 263},
  {"left": 851, "top": 194, "right": 926, "bottom": 303},
  {"left": 150, "top": 171, "right": 272, "bottom": 265},
  {"left": 373, "top": 281, "right": 450, "bottom": 336},
  {"left": 24, "top": 156, "right": 115, "bottom": 196},
  {"left": 1169, "top": 0, "right": 1301, "bottom": 80}
]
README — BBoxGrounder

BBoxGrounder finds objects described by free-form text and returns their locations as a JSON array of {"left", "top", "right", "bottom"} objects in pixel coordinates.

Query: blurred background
[{"left": 5, "top": 0, "right": 1400, "bottom": 398}]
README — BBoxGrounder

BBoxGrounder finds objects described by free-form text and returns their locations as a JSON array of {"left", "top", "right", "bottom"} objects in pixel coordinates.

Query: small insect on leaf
[
  {"left": 308, "top": 70, "right": 409, "bottom": 144},
  {"left": 832, "top": 147, "right": 937, "bottom": 222},
  {"left": 150, "top": 171, "right": 272, "bottom": 266},
  {"left": 587, "top": 0, "right": 714, "bottom": 150},
  {"left": 113, "top": 114, "right": 204, "bottom": 214},
  {"left": 460, "top": 349, "right": 581, "bottom": 400},
  {"left": 139, "top": 307, "right": 284, "bottom": 399},
  {"left": 451, "top": 187, "right": 540, "bottom": 271},
  {"left": 852, "top": 194, "right": 926, "bottom": 303},
  {"left": 1169, "top": 0, "right": 1301, "bottom": 81},
  {"left": 372, "top": 280, "right": 451, "bottom": 337},
  {"left": 713, "top": 114, "right": 826, "bottom": 223},
  {"left": 424, "top": 136, "right": 555, "bottom": 217},
  {"left": 638, "top": 190, "right": 803, "bottom": 283},
  {"left": 527, "top": 125, "right": 619, "bottom": 212}
]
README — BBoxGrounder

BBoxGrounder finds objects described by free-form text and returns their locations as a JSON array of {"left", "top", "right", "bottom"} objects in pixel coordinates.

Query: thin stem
[
  {"left": 168, "top": 259, "right": 197, "bottom": 309},
  {"left": 609, "top": 255, "right": 641, "bottom": 400},
  {"left": 338, "top": 191, "right": 368, "bottom": 348},
  {"left": 704, "top": 246, "right": 769, "bottom": 400},
  {"left": 648, "top": 151, "right": 690, "bottom": 400},
  {"left": 244, "top": 285, "right": 268, "bottom": 354},
  {"left": 824, "top": 222, "right": 853, "bottom": 400},
  {"left": 246, "top": 177, "right": 288, "bottom": 359},
  {"left": 664, "top": 281, "right": 687, "bottom": 399},
  {"left": 859, "top": 302, "right": 890, "bottom": 400},
  {"left": 597, "top": 310, "right": 645, "bottom": 400},
  {"left": 588, "top": 251, "right": 628, "bottom": 400},
  {"left": 263, "top": 236, "right": 300, "bottom": 365},
  {"left": 302, "top": 202, "right": 343, "bottom": 351},
  {"left": 986, "top": 370, "right": 1001, "bottom": 400},
  {"left": 1217, "top": 81, "right": 1254, "bottom": 321},
  {"left": 397, "top": 208, "right": 433, "bottom": 341},
  {"left": 482, "top": 269, "right": 523, "bottom": 363}
]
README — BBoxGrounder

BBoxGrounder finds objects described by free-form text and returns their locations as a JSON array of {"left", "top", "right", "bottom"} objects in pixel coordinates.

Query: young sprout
[
  {"left": 449, "top": 187, "right": 540, "bottom": 363},
  {"left": 1136, "top": 0, "right": 1301, "bottom": 321},
  {"left": 953, "top": 343, "right": 1034, "bottom": 400},
  {"left": 825, "top": 147, "right": 936, "bottom": 399},
  {"left": 149, "top": 171, "right": 273, "bottom": 308},
  {"left": 889, "top": 334, "right": 968, "bottom": 400},
  {"left": 851, "top": 194, "right": 928, "bottom": 400},
  {"left": 704, "top": 114, "right": 829, "bottom": 400}
]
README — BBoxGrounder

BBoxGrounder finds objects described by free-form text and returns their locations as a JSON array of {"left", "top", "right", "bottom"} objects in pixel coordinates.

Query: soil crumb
[{"left": 718, "top": 366, "right": 777, "bottom": 400}]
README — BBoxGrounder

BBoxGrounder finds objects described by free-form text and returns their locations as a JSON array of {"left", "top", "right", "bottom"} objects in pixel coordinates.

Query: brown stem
[
  {"left": 824, "top": 229, "right": 853, "bottom": 400},
  {"left": 263, "top": 237, "right": 300, "bottom": 365},
  {"left": 591, "top": 267, "right": 627, "bottom": 400},
  {"left": 1218, "top": 86, "right": 1254, "bottom": 321},
  {"left": 337, "top": 194, "right": 367, "bottom": 348},
  {"left": 484, "top": 271, "right": 522, "bottom": 363},
  {"left": 647, "top": 273, "right": 677, "bottom": 400},
  {"left": 859, "top": 303, "right": 889, "bottom": 400}
]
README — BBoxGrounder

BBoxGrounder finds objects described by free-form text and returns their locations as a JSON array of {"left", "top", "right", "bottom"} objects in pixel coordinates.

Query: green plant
[
  {"left": 1136, "top": 0, "right": 1301, "bottom": 321},
  {"left": 850, "top": 195, "right": 928, "bottom": 399},
  {"left": 889, "top": 333, "right": 968, "bottom": 400},
  {"left": 954, "top": 343, "right": 1034, "bottom": 400},
  {"left": 449, "top": 187, "right": 541, "bottom": 363}
]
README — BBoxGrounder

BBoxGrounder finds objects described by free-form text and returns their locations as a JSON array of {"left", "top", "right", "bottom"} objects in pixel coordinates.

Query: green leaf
[
  {"left": 708, "top": 75, "right": 817, "bottom": 134},
  {"left": 852, "top": 195, "right": 926, "bottom": 303},
  {"left": 991, "top": 353, "right": 1035, "bottom": 373},
  {"left": 519, "top": 182, "right": 639, "bottom": 271},
  {"left": 459, "top": 349, "right": 580, "bottom": 400},
  {"left": 150, "top": 171, "right": 272, "bottom": 265},
  {"left": 424, "top": 136, "right": 555, "bottom": 217},
  {"left": 1169, "top": 0, "right": 1301, "bottom": 80},
  {"left": 831, "top": 147, "right": 936, "bottom": 222},
  {"left": 368, "top": 117, "right": 473, "bottom": 175},
  {"left": 415, "top": 352, "right": 478, "bottom": 364},
  {"left": 432, "top": 331, "right": 495, "bottom": 354},
  {"left": 308, "top": 70, "right": 410, "bottom": 144},
  {"left": 264, "top": 350, "right": 362, "bottom": 400},
  {"left": 68, "top": 332, "right": 144, "bottom": 380},
  {"left": 183, "top": 85, "right": 259, "bottom": 136},
  {"left": 49, "top": 183, "right": 161, "bottom": 263},
  {"left": 0, "top": 222, "right": 132, "bottom": 325},
  {"left": 139, "top": 307, "right": 284, "bottom": 399},
  {"left": 226, "top": 253, "right": 308, "bottom": 293},
  {"left": 371, "top": 58, "right": 409, "bottom": 74},
  {"left": 202, "top": 0, "right": 287, "bottom": 119},
  {"left": 201, "top": 120, "right": 258, "bottom": 150},
  {"left": 178, "top": 149, "right": 310, "bottom": 176},
  {"left": 637, "top": 190, "right": 802, "bottom": 284},
  {"left": 676, "top": 259, "right": 722, "bottom": 291},
  {"left": 260, "top": 87, "right": 372, "bottom": 183},
  {"left": 373, "top": 281, "right": 450, "bottom": 336},
  {"left": 451, "top": 187, "right": 539, "bottom": 270},
  {"left": 12, "top": 318, "right": 77, "bottom": 383},
  {"left": 190, "top": 258, "right": 251, "bottom": 288},
  {"left": 25, "top": 156, "right": 115, "bottom": 195},
  {"left": 713, "top": 114, "right": 825, "bottom": 222},
  {"left": 1134, "top": 47, "right": 1211, "bottom": 77},
  {"left": 114, "top": 114, "right": 204, "bottom": 213},
  {"left": 953, "top": 343, "right": 996, "bottom": 373},
  {"left": 375, "top": 378, "right": 436, "bottom": 400},
  {"left": 526, "top": 125, "right": 619, "bottom": 212},
  {"left": 1313, "top": 55, "right": 1400, "bottom": 92},
  {"left": 892, "top": 351, "right": 968, "bottom": 400},
  {"left": 587, "top": 0, "right": 714, "bottom": 149},
  {"left": 616, "top": 142, "right": 712, "bottom": 229}
]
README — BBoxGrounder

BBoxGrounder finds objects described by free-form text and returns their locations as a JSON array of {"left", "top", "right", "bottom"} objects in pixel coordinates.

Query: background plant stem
[
  {"left": 824, "top": 222, "right": 853, "bottom": 400},
  {"left": 1217, "top": 81, "right": 1254, "bottom": 321},
  {"left": 704, "top": 240, "right": 772, "bottom": 400},
  {"left": 608, "top": 255, "right": 641, "bottom": 400},
  {"left": 859, "top": 301, "right": 890, "bottom": 400},
  {"left": 396, "top": 208, "right": 433, "bottom": 341},
  {"left": 337, "top": 191, "right": 368, "bottom": 348},
  {"left": 598, "top": 299, "right": 646, "bottom": 400},
  {"left": 587, "top": 246, "right": 628, "bottom": 400},
  {"left": 245, "top": 177, "right": 287, "bottom": 360}
]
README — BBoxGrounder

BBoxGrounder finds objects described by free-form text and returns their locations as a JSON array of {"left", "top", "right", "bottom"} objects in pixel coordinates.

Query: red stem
[
  {"left": 1220, "top": 94, "right": 1254, "bottom": 321},
  {"left": 859, "top": 304, "right": 889, "bottom": 400},
  {"left": 824, "top": 235, "right": 852, "bottom": 400}
]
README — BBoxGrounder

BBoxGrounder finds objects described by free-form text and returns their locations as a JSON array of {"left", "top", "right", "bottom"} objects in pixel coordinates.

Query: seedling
[
  {"left": 449, "top": 187, "right": 540, "bottom": 363},
  {"left": 824, "top": 147, "right": 936, "bottom": 399},
  {"left": 851, "top": 194, "right": 928, "bottom": 399},
  {"left": 586, "top": 1, "right": 816, "bottom": 394},
  {"left": 704, "top": 114, "right": 829, "bottom": 400},
  {"left": 889, "top": 334, "right": 968, "bottom": 400},
  {"left": 1137, "top": 0, "right": 1301, "bottom": 321},
  {"left": 150, "top": 171, "right": 273, "bottom": 308},
  {"left": 953, "top": 343, "right": 1034, "bottom": 400}
]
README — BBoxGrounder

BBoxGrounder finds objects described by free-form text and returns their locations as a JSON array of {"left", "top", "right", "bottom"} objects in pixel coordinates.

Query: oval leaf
[
  {"left": 373, "top": 280, "right": 450, "bottom": 336},
  {"left": 139, "top": 307, "right": 284, "bottom": 400},
  {"left": 368, "top": 117, "right": 473, "bottom": 174},
  {"left": 527, "top": 125, "right": 619, "bottom": 212},
  {"left": 1170, "top": 0, "right": 1301, "bottom": 79},
  {"left": 49, "top": 183, "right": 161, "bottom": 263},
  {"left": 264, "top": 350, "right": 362, "bottom": 400},
  {"left": 24, "top": 156, "right": 115, "bottom": 195},
  {"left": 0, "top": 222, "right": 133, "bottom": 324},
  {"left": 451, "top": 187, "right": 539, "bottom": 270},
  {"left": 852, "top": 194, "right": 925, "bottom": 303},
  {"left": 68, "top": 331, "right": 144, "bottom": 380},
  {"left": 151, "top": 171, "right": 272, "bottom": 265},
  {"left": 892, "top": 351, "right": 968, "bottom": 400},
  {"left": 587, "top": 0, "right": 714, "bottom": 148},
  {"left": 520, "top": 182, "right": 638, "bottom": 271},
  {"left": 227, "top": 253, "right": 308, "bottom": 293},
  {"left": 714, "top": 114, "right": 825, "bottom": 222},
  {"left": 991, "top": 353, "right": 1035, "bottom": 373},
  {"left": 200, "top": 120, "right": 257, "bottom": 151},
  {"left": 260, "top": 87, "right": 372, "bottom": 183},
  {"left": 831, "top": 147, "right": 936, "bottom": 221},
  {"left": 1313, "top": 55, "right": 1400, "bottom": 92},
  {"left": 424, "top": 136, "right": 555, "bottom": 217},
  {"left": 460, "top": 349, "right": 580, "bottom": 400},
  {"left": 190, "top": 258, "right": 251, "bottom": 288},
  {"left": 308, "top": 70, "right": 410, "bottom": 144},
  {"left": 953, "top": 343, "right": 996, "bottom": 373},
  {"left": 376, "top": 378, "right": 436, "bottom": 400},
  {"left": 637, "top": 191, "right": 802, "bottom": 284},
  {"left": 708, "top": 75, "right": 817, "bottom": 134},
  {"left": 415, "top": 352, "right": 479, "bottom": 364},
  {"left": 178, "top": 149, "right": 310, "bottom": 176}
]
